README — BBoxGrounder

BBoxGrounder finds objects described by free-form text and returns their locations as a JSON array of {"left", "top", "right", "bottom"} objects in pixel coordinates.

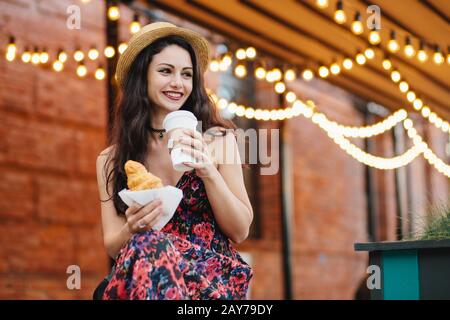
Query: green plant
[{"left": 418, "top": 200, "right": 450, "bottom": 240}]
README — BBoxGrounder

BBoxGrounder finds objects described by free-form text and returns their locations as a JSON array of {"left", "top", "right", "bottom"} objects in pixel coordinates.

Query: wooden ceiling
[{"left": 142, "top": 0, "right": 450, "bottom": 119}]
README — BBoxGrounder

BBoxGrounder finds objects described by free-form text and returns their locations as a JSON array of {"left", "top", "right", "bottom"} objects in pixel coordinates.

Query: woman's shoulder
[{"left": 98, "top": 145, "right": 116, "bottom": 158}]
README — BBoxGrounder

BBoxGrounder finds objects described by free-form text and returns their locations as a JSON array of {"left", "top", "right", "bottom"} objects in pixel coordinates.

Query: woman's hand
[
  {"left": 176, "top": 129, "right": 219, "bottom": 180},
  {"left": 124, "top": 199, "right": 163, "bottom": 234}
]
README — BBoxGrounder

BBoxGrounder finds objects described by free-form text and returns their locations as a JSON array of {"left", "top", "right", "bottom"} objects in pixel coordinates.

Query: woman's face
[{"left": 147, "top": 44, "right": 193, "bottom": 113}]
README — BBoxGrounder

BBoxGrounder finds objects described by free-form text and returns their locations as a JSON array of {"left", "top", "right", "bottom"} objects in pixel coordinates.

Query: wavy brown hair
[{"left": 102, "top": 35, "right": 235, "bottom": 215}]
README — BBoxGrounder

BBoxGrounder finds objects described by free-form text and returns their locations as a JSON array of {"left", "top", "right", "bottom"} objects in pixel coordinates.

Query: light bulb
[
  {"left": 235, "top": 48, "right": 246, "bottom": 60},
  {"left": 334, "top": 1, "right": 346, "bottom": 24},
  {"left": 104, "top": 46, "right": 115, "bottom": 58},
  {"left": 209, "top": 60, "right": 219, "bottom": 72},
  {"left": 399, "top": 81, "right": 409, "bottom": 93},
  {"left": 316, "top": 0, "right": 328, "bottom": 9},
  {"left": 21, "top": 49, "right": 31, "bottom": 63},
  {"left": 390, "top": 70, "right": 401, "bottom": 82},
  {"left": 284, "top": 69, "right": 296, "bottom": 81},
  {"left": 364, "top": 48, "right": 375, "bottom": 59},
  {"left": 58, "top": 50, "right": 68, "bottom": 63},
  {"left": 245, "top": 47, "right": 256, "bottom": 59},
  {"left": 130, "top": 15, "right": 141, "bottom": 34},
  {"left": 404, "top": 36, "right": 415, "bottom": 57},
  {"left": 234, "top": 64, "right": 247, "bottom": 78},
  {"left": 95, "top": 66, "right": 106, "bottom": 80},
  {"left": 118, "top": 43, "right": 127, "bottom": 54},
  {"left": 302, "top": 69, "right": 314, "bottom": 80},
  {"left": 318, "top": 66, "right": 329, "bottom": 78},
  {"left": 330, "top": 62, "right": 341, "bottom": 75},
  {"left": 77, "top": 63, "right": 87, "bottom": 77},
  {"left": 356, "top": 53, "right": 366, "bottom": 65},
  {"left": 108, "top": 5, "right": 120, "bottom": 21},
  {"left": 74, "top": 49, "right": 84, "bottom": 62},
  {"left": 343, "top": 58, "right": 353, "bottom": 70},
  {"left": 88, "top": 47, "right": 99, "bottom": 60},
  {"left": 275, "top": 82, "right": 286, "bottom": 94},
  {"left": 53, "top": 60, "right": 64, "bottom": 72},
  {"left": 368, "top": 31, "right": 381, "bottom": 45},
  {"left": 351, "top": 12, "right": 363, "bottom": 35},
  {"left": 382, "top": 58, "right": 392, "bottom": 70},
  {"left": 433, "top": 46, "right": 444, "bottom": 64},
  {"left": 388, "top": 30, "right": 399, "bottom": 52},
  {"left": 406, "top": 91, "right": 416, "bottom": 102},
  {"left": 255, "top": 67, "right": 266, "bottom": 79}
]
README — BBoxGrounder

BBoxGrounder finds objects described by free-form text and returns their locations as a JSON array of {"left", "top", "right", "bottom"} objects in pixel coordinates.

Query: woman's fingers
[
  {"left": 126, "top": 199, "right": 163, "bottom": 232},
  {"left": 137, "top": 206, "right": 163, "bottom": 231}
]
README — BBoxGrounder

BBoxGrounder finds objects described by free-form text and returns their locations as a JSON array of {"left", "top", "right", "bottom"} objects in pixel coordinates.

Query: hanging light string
[
  {"left": 380, "top": 57, "right": 450, "bottom": 135},
  {"left": 2, "top": 34, "right": 134, "bottom": 80},
  {"left": 314, "top": 0, "right": 449, "bottom": 66}
]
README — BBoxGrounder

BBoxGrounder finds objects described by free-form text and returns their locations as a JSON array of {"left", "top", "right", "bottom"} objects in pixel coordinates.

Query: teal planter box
[{"left": 355, "top": 240, "right": 450, "bottom": 300}]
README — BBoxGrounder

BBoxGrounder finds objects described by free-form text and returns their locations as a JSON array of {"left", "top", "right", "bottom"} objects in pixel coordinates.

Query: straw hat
[{"left": 115, "top": 22, "right": 210, "bottom": 88}]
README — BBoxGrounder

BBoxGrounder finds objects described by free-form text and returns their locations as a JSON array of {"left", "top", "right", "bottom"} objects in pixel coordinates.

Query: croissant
[{"left": 125, "top": 160, "right": 164, "bottom": 191}]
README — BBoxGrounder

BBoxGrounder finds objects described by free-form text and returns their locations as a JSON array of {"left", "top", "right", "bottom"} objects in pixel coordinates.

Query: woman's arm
[
  {"left": 96, "top": 149, "right": 132, "bottom": 259},
  {"left": 179, "top": 130, "right": 253, "bottom": 243}
]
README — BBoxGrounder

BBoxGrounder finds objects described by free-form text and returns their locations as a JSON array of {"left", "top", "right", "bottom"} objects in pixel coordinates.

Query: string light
[
  {"left": 275, "top": 82, "right": 286, "bottom": 94},
  {"left": 399, "top": 81, "right": 409, "bottom": 93},
  {"left": 382, "top": 57, "right": 392, "bottom": 70},
  {"left": 74, "top": 48, "right": 84, "bottom": 62},
  {"left": 118, "top": 42, "right": 128, "bottom": 55},
  {"left": 364, "top": 48, "right": 375, "bottom": 60},
  {"left": 104, "top": 46, "right": 115, "bottom": 58},
  {"left": 235, "top": 48, "right": 246, "bottom": 60},
  {"left": 95, "top": 65, "right": 106, "bottom": 80},
  {"left": 433, "top": 45, "right": 444, "bottom": 64},
  {"left": 130, "top": 14, "right": 141, "bottom": 34},
  {"left": 421, "top": 106, "right": 431, "bottom": 118},
  {"left": 6, "top": 36, "right": 16, "bottom": 61},
  {"left": 447, "top": 47, "right": 450, "bottom": 64},
  {"left": 302, "top": 69, "right": 314, "bottom": 81},
  {"left": 209, "top": 59, "right": 219, "bottom": 72},
  {"left": 368, "top": 30, "right": 381, "bottom": 45},
  {"left": 406, "top": 91, "right": 416, "bottom": 102},
  {"left": 343, "top": 58, "right": 353, "bottom": 70},
  {"left": 388, "top": 30, "right": 400, "bottom": 53},
  {"left": 284, "top": 69, "right": 296, "bottom": 81},
  {"left": 318, "top": 66, "right": 329, "bottom": 78},
  {"left": 76, "top": 61, "right": 87, "bottom": 77},
  {"left": 404, "top": 36, "right": 415, "bottom": 57},
  {"left": 390, "top": 70, "right": 401, "bottom": 82},
  {"left": 334, "top": 0, "right": 346, "bottom": 24},
  {"left": 108, "top": 3, "right": 120, "bottom": 21},
  {"left": 286, "top": 91, "right": 297, "bottom": 103},
  {"left": 58, "top": 49, "right": 68, "bottom": 63},
  {"left": 316, "top": 0, "right": 329, "bottom": 9},
  {"left": 417, "top": 40, "right": 428, "bottom": 62},
  {"left": 21, "top": 47, "right": 31, "bottom": 63},
  {"left": 52, "top": 60, "right": 63, "bottom": 72},
  {"left": 88, "top": 47, "right": 99, "bottom": 60},
  {"left": 31, "top": 47, "right": 40, "bottom": 65},
  {"left": 246, "top": 47, "right": 256, "bottom": 59},
  {"left": 255, "top": 66, "right": 266, "bottom": 79},
  {"left": 351, "top": 11, "right": 363, "bottom": 35},
  {"left": 39, "top": 48, "right": 49, "bottom": 64},
  {"left": 330, "top": 62, "right": 341, "bottom": 75},
  {"left": 356, "top": 52, "right": 366, "bottom": 65},
  {"left": 413, "top": 98, "right": 423, "bottom": 110},
  {"left": 234, "top": 64, "right": 247, "bottom": 78}
]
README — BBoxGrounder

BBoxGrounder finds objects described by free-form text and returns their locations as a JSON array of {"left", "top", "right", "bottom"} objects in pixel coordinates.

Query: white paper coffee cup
[{"left": 163, "top": 111, "right": 198, "bottom": 172}]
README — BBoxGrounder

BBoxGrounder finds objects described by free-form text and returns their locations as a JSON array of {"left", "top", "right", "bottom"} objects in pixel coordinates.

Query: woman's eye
[
  {"left": 183, "top": 73, "right": 192, "bottom": 78},
  {"left": 159, "top": 68, "right": 170, "bottom": 74}
]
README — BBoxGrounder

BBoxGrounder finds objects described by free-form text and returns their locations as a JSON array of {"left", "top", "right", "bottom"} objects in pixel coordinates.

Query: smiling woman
[{"left": 95, "top": 22, "right": 254, "bottom": 300}]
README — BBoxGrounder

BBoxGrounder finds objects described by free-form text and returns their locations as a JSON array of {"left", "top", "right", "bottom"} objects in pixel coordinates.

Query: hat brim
[{"left": 115, "top": 25, "right": 210, "bottom": 88}]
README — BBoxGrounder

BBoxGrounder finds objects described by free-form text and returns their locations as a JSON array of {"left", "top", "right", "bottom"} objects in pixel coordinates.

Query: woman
[{"left": 96, "top": 22, "right": 254, "bottom": 300}]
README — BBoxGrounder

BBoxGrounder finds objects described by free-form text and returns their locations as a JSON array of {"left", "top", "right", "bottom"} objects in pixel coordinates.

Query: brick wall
[{"left": 0, "top": 0, "right": 109, "bottom": 299}]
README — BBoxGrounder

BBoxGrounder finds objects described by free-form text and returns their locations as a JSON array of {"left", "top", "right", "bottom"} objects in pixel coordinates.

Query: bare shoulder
[{"left": 98, "top": 145, "right": 116, "bottom": 158}]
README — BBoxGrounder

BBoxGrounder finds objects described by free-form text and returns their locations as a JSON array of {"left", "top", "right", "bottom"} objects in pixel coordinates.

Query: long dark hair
[{"left": 102, "top": 35, "right": 235, "bottom": 215}]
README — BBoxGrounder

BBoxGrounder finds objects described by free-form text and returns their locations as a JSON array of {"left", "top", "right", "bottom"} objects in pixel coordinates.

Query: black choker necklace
[{"left": 148, "top": 126, "right": 166, "bottom": 138}]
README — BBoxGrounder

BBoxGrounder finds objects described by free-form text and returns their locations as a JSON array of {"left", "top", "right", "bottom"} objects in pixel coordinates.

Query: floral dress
[{"left": 102, "top": 169, "right": 253, "bottom": 300}]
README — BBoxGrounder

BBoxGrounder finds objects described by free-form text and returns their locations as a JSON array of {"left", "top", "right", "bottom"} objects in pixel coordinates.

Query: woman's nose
[{"left": 170, "top": 73, "right": 182, "bottom": 88}]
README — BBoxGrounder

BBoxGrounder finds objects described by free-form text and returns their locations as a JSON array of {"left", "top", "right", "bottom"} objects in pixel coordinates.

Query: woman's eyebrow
[{"left": 157, "top": 63, "right": 193, "bottom": 70}]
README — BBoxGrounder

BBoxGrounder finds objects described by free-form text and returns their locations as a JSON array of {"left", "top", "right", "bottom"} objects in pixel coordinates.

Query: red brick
[
  {"left": 0, "top": 167, "right": 34, "bottom": 220},
  {"left": 73, "top": 224, "right": 109, "bottom": 275},
  {"left": 0, "top": 221, "right": 76, "bottom": 274},
  {"left": 36, "top": 175, "right": 100, "bottom": 226},
  {"left": 74, "top": 130, "right": 107, "bottom": 177}
]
